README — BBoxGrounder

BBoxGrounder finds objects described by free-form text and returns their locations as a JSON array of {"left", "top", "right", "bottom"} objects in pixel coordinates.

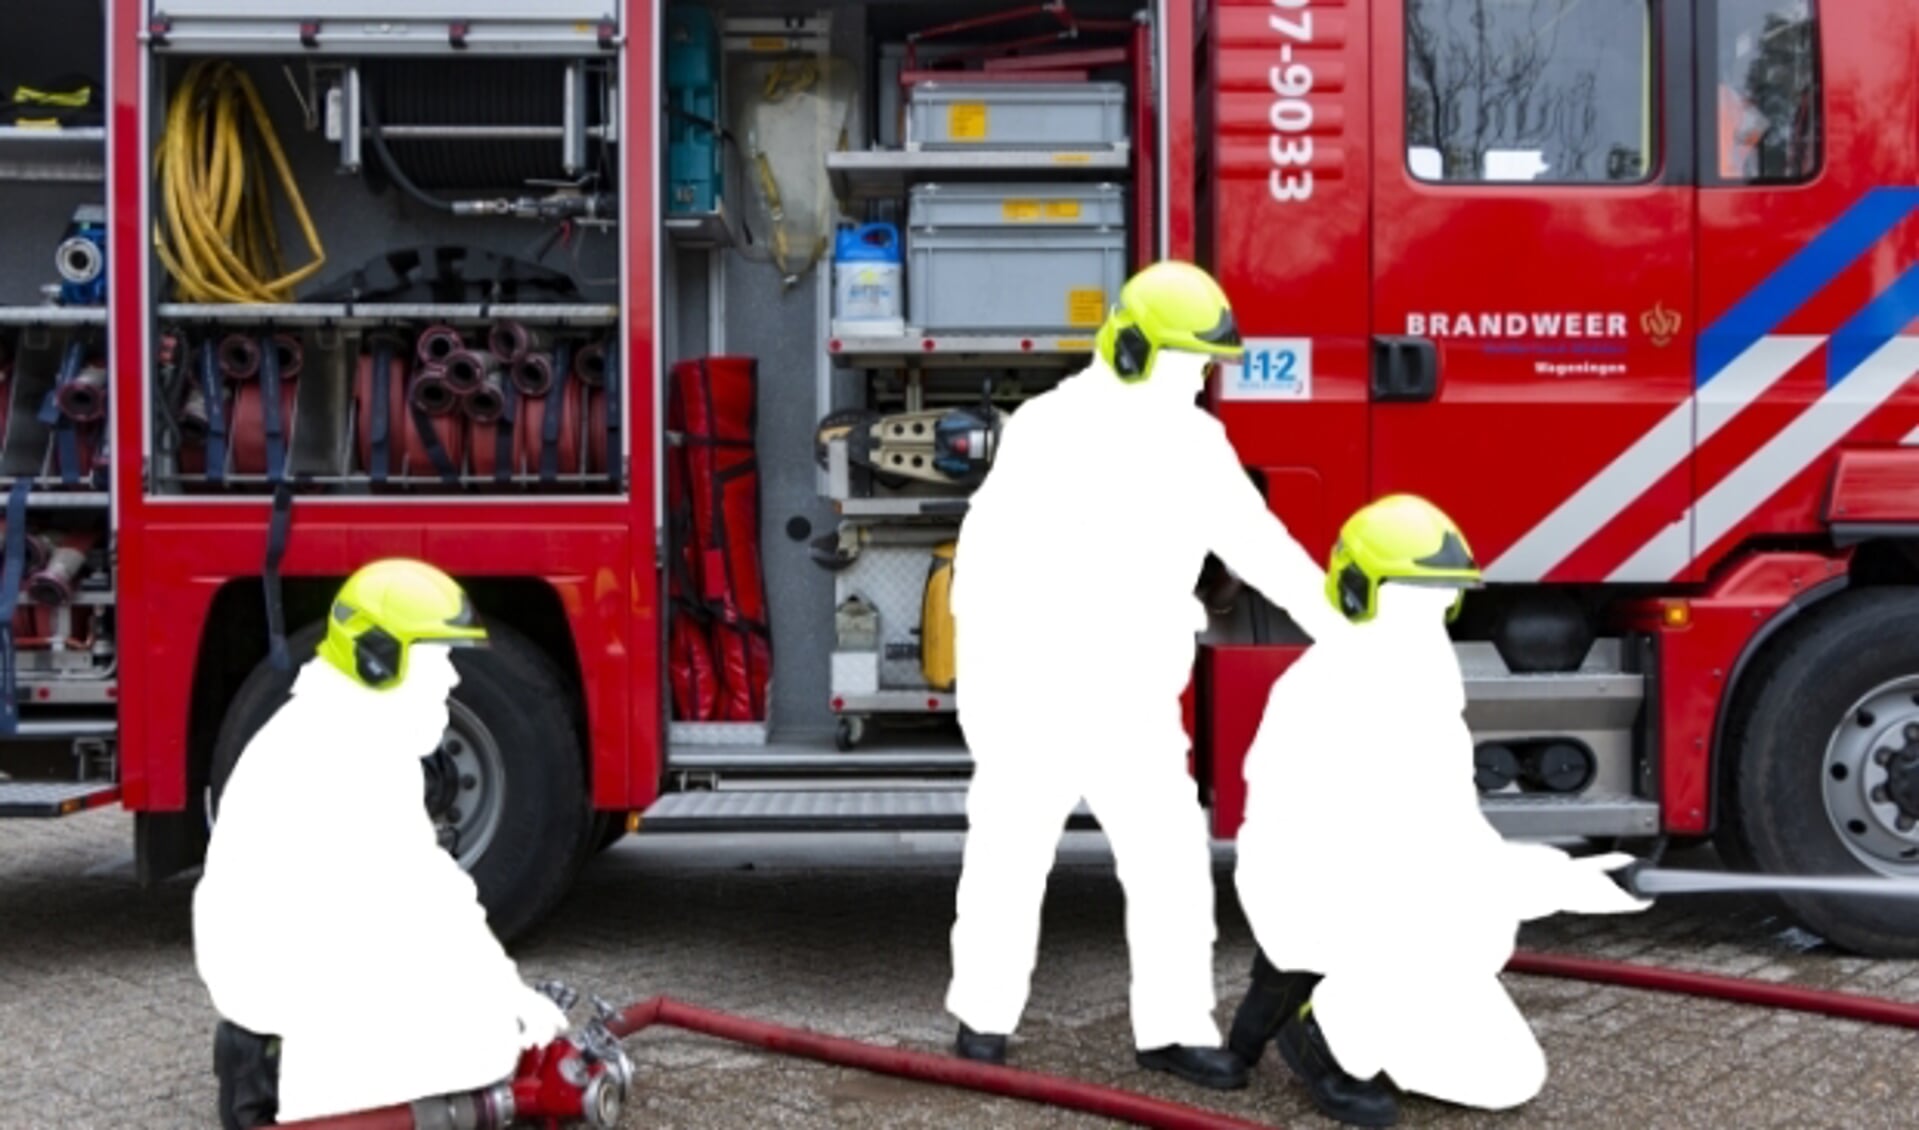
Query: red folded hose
[
  {"left": 586, "top": 388, "right": 608, "bottom": 474},
  {"left": 354, "top": 354, "right": 466, "bottom": 480},
  {"left": 229, "top": 382, "right": 299, "bottom": 477},
  {"left": 517, "top": 375, "right": 582, "bottom": 478}
]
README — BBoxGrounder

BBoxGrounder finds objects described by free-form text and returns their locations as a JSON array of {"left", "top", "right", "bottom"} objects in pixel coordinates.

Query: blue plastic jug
[{"left": 834, "top": 224, "right": 903, "bottom": 329}]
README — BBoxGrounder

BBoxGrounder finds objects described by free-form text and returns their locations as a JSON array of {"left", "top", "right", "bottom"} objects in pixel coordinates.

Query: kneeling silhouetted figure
[
  {"left": 1228, "top": 496, "right": 1649, "bottom": 1126},
  {"left": 194, "top": 560, "right": 568, "bottom": 1126}
]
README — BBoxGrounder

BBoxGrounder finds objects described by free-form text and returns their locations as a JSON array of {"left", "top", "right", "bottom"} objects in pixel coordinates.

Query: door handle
[{"left": 1371, "top": 336, "right": 1440, "bottom": 402}]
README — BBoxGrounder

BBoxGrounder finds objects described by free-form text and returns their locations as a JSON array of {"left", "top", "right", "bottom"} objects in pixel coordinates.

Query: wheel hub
[
  {"left": 1885, "top": 743, "right": 1919, "bottom": 819},
  {"left": 1823, "top": 680, "right": 1919, "bottom": 873},
  {"left": 428, "top": 701, "right": 508, "bottom": 870}
]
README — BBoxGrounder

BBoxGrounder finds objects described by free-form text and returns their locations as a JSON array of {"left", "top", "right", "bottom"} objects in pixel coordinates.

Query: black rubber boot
[
  {"left": 213, "top": 1020, "right": 281, "bottom": 1129},
  {"left": 955, "top": 1023, "right": 1008, "bottom": 1065},
  {"left": 1136, "top": 1045, "right": 1250, "bottom": 1091},
  {"left": 1227, "top": 951, "right": 1321, "bottom": 1067},
  {"left": 1273, "top": 1007, "right": 1399, "bottom": 1128}
]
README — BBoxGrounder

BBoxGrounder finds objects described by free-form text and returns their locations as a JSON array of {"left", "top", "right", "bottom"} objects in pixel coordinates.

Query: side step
[
  {"left": 641, "top": 788, "right": 1660, "bottom": 839},
  {"left": 0, "top": 780, "right": 120, "bottom": 817},
  {"left": 643, "top": 788, "right": 1096, "bottom": 833}
]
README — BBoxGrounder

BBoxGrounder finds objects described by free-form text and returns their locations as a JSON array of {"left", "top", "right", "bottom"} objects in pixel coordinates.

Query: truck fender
[{"left": 1707, "top": 573, "right": 1851, "bottom": 838}]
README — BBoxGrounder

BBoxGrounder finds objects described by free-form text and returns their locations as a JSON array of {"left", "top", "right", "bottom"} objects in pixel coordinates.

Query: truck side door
[{"left": 1369, "top": 0, "right": 1698, "bottom": 583}]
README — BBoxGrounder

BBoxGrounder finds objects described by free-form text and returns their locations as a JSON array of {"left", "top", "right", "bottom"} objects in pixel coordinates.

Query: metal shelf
[
  {"left": 827, "top": 144, "right": 1131, "bottom": 201},
  {"left": 0, "top": 127, "right": 105, "bottom": 183},
  {"left": 663, "top": 212, "right": 735, "bottom": 249},
  {"left": 157, "top": 303, "right": 622, "bottom": 328},
  {"left": 0, "top": 307, "right": 108, "bottom": 327},
  {"left": 834, "top": 497, "right": 968, "bottom": 519},
  {"left": 828, "top": 331, "right": 1093, "bottom": 369},
  {"left": 0, "top": 489, "right": 111, "bottom": 509}
]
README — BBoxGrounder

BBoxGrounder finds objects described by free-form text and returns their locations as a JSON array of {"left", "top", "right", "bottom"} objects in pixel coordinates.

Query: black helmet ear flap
[
  {"left": 354, "top": 627, "right": 404, "bottom": 688},
  {"left": 1114, "top": 324, "right": 1151, "bottom": 379},
  {"left": 1337, "top": 563, "right": 1372, "bottom": 619}
]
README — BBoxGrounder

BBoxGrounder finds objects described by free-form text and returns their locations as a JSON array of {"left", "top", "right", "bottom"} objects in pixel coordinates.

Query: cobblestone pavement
[{"left": 5, "top": 813, "right": 1919, "bottom": 1129}]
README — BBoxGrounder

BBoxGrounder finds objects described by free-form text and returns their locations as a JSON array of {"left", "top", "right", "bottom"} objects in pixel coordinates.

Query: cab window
[
  {"left": 1404, "top": 0, "right": 1656, "bottom": 185},
  {"left": 1709, "top": 0, "right": 1820, "bottom": 184}
]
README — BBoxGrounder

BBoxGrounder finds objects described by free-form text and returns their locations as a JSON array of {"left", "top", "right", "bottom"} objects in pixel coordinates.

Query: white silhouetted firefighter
[
  {"left": 1227, "top": 496, "right": 1650, "bottom": 1125},
  {"left": 945, "top": 261, "right": 1355, "bottom": 1091},
  {"left": 194, "top": 560, "right": 568, "bottom": 1127}
]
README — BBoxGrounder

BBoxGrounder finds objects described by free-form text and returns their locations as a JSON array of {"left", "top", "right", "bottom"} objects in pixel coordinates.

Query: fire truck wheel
[
  {"left": 209, "top": 619, "right": 592, "bottom": 946},
  {"left": 1730, "top": 587, "right": 1919, "bottom": 957}
]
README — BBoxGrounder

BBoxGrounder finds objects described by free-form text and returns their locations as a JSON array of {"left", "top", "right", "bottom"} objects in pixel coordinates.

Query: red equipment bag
[
  {"left": 664, "top": 374, "right": 718, "bottom": 722},
  {"left": 668, "top": 356, "right": 771, "bottom": 723}
]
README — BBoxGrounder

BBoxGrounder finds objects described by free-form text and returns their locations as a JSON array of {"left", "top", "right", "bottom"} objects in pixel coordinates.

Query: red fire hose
[
  {"left": 353, "top": 353, "right": 466, "bottom": 480},
  {"left": 517, "top": 372, "right": 583, "bottom": 478},
  {"left": 271, "top": 947, "right": 1919, "bottom": 1130}
]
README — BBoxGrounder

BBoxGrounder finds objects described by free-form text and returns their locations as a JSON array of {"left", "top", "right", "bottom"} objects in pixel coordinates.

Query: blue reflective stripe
[
  {"left": 1827, "top": 261, "right": 1919, "bottom": 388},
  {"left": 1698, "top": 187, "right": 1919, "bottom": 388}
]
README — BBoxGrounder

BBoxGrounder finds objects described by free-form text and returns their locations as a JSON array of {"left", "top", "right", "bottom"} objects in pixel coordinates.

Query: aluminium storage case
[
  {"left": 905, "top": 81, "right": 1128, "bottom": 149},
  {"left": 906, "top": 183, "right": 1128, "bottom": 334}
]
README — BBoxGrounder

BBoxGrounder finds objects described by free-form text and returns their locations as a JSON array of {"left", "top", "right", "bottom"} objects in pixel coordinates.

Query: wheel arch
[
  {"left": 186, "top": 574, "right": 592, "bottom": 812},
  {"left": 1708, "top": 540, "right": 1919, "bottom": 841},
  {"left": 1707, "top": 573, "right": 1851, "bottom": 843}
]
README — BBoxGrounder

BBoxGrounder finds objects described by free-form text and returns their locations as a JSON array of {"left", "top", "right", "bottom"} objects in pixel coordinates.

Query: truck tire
[
  {"left": 209, "top": 619, "right": 592, "bottom": 945},
  {"left": 1729, "top": 587, "right": 1919, "bottom": 956}
]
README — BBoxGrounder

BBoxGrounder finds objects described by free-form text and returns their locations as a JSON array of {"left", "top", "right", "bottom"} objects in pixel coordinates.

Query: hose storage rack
[{"left": 150, "top": 304, "right": 623, "bottom": 494}]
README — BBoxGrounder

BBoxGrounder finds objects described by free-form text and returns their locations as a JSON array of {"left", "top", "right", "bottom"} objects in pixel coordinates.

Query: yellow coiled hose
[{"left": 153, "top": 61, "right": 325, "bottom": 303}]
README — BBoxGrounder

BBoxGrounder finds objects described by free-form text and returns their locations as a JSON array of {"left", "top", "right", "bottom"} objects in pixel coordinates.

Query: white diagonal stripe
[
  {"left": 1482, "top": 403, "right": 1692, "bottom": 581},
  {"left": 1697, "top": 335, "right": 1826, "bottom": 441},
  {"left": 1608, "top": 509, "right": 1693, "bottom": 581},
  {"left": 1650, "top": 337, "right": 1919, "bottom": 581},
  {"left": 1484, "top": 335, "right": 1820, "bottom": 582},
  {"left": 1903, "top": 424, "right": 1919, "bottom": 446}
]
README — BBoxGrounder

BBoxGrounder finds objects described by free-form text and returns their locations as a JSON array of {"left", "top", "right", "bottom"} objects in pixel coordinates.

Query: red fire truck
[{"left": 1, "top": 0, "right": 1913, "bottom": 956}]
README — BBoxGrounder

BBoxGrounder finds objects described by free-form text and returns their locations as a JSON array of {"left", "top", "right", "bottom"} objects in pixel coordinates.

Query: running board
[
  {"left": 669, "top": 750, "right": 974, "bottom": 777},
  {"left": 640, "top": 789, "right": 1660, "bottom": 838},
  {"left": 0, "top": 781, "right": 120, "bottom": 817}
]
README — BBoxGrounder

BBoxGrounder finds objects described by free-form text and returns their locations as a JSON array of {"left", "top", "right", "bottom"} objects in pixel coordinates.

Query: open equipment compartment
[
  {"left": 142, "top": 3, "right": 630, "bottom": 497},
  {"left": 0, "top": 2, "right": 118, "bottom": 775},
  {"left": 658, "top": 0, "right": 1157, "bottom": 772}
]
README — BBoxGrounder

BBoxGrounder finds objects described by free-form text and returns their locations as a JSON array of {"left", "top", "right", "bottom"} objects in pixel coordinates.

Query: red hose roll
[
  {"left": 416, "top": 325, "right": 464, "bottom": 369},
  {"left": 508, "top": 352, "right": 555, "bottom": 398},
  {"left": 56, "top": 360, "right": 108, "bottom": 423},
  {"left": 487, "top": 320, "right": 548, "bottom": 363},
  {"left": 229, "top": 381, "right": 299, "bottom": 476},
  {"left": 517, "top": 376, "right": 583, "bottom": 479},
  {"left": 218, "top": 334, "right": 261, "bottom": 382},
  {"left": 586, "top": 387, "right": 608, "bottom": 474},
  {"left": 574, "top": 341, "right": 608, "bottom": 387},
  {"left": 443, "top": 349, "right": 501, "bottom": 395},
  {"left": 354, "top": 353, "right": 467, "bottom": 480},
  {"left": 271, "top": 333, "right": 305, "bottom": 380}
]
